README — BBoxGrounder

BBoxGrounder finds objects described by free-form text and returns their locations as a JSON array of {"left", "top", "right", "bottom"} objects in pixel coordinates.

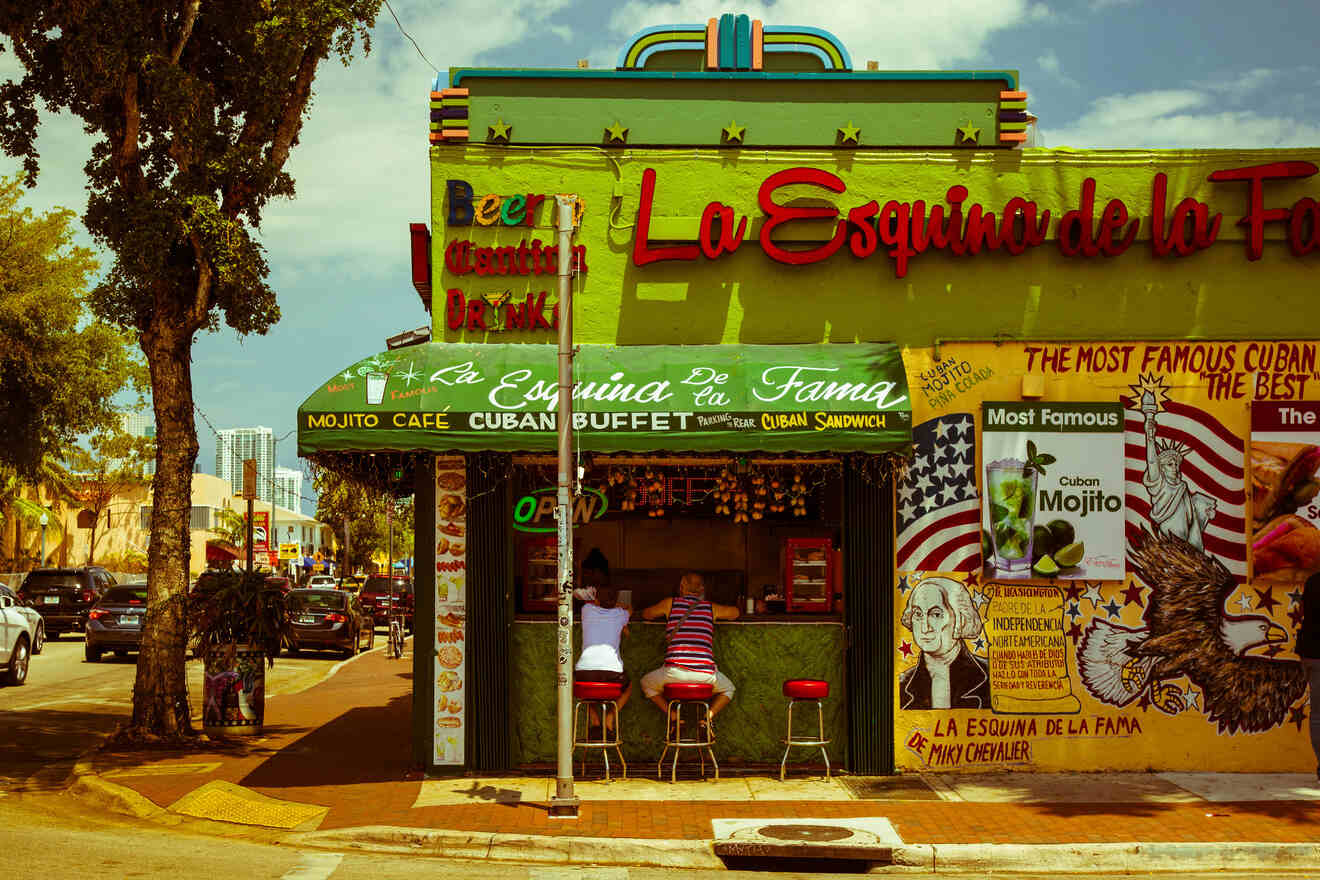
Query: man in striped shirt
[{"left": 641, "top": 572, "right": 740, "bottom": 720}]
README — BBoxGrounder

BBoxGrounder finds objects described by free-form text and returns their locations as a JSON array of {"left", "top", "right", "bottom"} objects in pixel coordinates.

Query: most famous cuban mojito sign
[{"left": 298, "top": 343, "right": 912, "bottom": 455}]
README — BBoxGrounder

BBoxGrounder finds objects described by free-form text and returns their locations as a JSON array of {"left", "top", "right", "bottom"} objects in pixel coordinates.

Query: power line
[{"left": 383, "top": 0, "right": 439, "bottom": 74}]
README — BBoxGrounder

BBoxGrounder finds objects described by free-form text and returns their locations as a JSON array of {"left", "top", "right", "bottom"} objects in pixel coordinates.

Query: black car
[
  {"left": 358, "top": 575, "right": 414, "bottom": 632},
  {"left": 288, "top": 589, "right": 373, "bottom": 658},
  {"left": 18, "top": 566, "right": 118, "bottom": 639},
  {"left": 84, "top": 583, "right": 148, "bottom": 662}
]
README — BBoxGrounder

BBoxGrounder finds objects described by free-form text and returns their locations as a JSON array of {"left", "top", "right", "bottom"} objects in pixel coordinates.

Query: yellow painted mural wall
[{"left": 896, "top": 340, "right": 1315, "bottom": 772}]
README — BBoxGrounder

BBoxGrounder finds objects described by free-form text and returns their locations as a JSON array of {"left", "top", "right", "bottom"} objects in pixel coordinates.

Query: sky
[{"left": 2, "top": 0, "right": 1318, "bottom": 512}]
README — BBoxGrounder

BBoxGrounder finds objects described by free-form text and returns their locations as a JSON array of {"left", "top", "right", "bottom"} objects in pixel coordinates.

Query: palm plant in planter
[{"left": 189, "top": 569, "right": 292, "bottom": 736}]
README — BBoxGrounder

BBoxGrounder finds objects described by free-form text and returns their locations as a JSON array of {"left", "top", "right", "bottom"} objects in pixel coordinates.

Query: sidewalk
[{"left": 65, "top": 642, "right": 1320, "bottom": 871}]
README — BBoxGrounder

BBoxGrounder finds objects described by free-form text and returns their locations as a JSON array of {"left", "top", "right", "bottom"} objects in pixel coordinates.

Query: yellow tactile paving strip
[{"left": 167, "top": 780, "right": 329, "bottom": 830}]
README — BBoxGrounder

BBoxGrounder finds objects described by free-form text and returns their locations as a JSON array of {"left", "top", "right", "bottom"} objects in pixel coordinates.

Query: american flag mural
[
  {"left": 897, "top": 413, "right": 981, "bottom": 572},
  {"left": 1123, "top": 399, "right": 1247, "bottom": 581}
]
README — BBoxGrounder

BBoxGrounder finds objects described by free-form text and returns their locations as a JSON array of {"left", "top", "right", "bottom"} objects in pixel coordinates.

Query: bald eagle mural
[{"left": 1078, "top": 528, "right": 1309, "bottom": 734}]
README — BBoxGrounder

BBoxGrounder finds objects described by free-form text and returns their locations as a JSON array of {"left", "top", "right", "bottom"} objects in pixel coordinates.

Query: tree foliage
[
  {"left": 0, "top": 0, "right": 382, "bottom": 739},
  {"left": 0, "top": 175, "right": 138, "bottom": 480},
  {"left": 66, "top": 423, "right": 154, "bottom": 564},
  {"left": 313, "top": 466, "right": 414, "bottom": 574}
]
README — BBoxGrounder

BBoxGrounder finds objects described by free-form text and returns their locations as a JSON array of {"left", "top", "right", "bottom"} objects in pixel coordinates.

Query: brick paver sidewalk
[{"left": 83, "top": 644, "right": 1320, "bottom": 844}]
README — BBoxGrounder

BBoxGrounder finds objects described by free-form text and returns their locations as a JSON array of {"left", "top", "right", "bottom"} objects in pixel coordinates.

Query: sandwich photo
[
  {"left": 436, "top": 471, "right": 466, "bottom": 491},
  {"left": 1252, "top": 513, "right": 1320, "bottom": 581},
  {"left": 1250, "top": 441, "right": 1320, "bottom": 529}
]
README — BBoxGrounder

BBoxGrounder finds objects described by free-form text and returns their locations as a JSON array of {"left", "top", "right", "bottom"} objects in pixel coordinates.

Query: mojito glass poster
[
  {"left": 981, "top": 402, "right": 1126, "bottom": 580},
  {"left": 1249, "top": 401, "right": 1320, "bottom": 582}
]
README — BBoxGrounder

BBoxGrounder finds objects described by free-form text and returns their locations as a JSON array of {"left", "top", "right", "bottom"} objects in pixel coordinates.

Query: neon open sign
[{"left": 513, "top": 486, "right": 609, "bottom": 532}]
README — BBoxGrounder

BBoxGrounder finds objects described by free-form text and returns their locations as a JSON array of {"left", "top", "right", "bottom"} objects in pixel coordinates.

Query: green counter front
[{"left": 509, "top": 618, "right": 847, "bottom": 767}]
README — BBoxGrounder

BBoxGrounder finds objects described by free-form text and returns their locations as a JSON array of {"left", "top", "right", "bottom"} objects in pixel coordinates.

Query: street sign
[
  {"left": 242, "top": 458, "right": 257, "bottom": 500},
  {"left": 251, "top": 510, "right": 269, "bottom": 554},
  {"left": 279, "top": 542, "right": 299, "bottom": 560}
]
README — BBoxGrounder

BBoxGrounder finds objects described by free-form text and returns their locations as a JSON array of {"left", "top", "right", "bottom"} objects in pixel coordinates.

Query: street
[{"left": 0, "top": 628, "right": 384, "bottom": 794}]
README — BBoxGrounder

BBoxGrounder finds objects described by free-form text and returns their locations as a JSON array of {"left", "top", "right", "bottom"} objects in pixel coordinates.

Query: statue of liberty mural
[{"left": 1141, "top": 391, "right": 1217, "bottom": 549}]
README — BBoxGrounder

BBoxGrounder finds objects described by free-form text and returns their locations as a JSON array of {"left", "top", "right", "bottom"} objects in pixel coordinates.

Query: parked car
[
  {"left": 358, "top": 575, "right": 414, "bottom": 632},
  {"left": 1, "top": 584, "right": 43, "bottom": 685},
  {"left": 338, "top": 575, "right": 365, "bottom": 594},
  {"left": 287, "top": 589, "right": 373, "bottom": 658},
  {"left": 306, "top": 574, "right": 337, "bottom": 588},
  {"left": 85, "top": 583, "right": 149, "bottom": 662},
  {"left": 18, "top": 566, "right": 117, "bottom": 640},
  {"left": 265, "top": 575, "right": 294, "bottom": 593}
]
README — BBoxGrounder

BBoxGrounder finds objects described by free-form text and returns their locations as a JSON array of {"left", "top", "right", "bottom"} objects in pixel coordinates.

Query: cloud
[
  {"left": 1042, "top": 87, "right": 1320, "bottom": 148},
  {"left": 607, "top": 0, "right": 1043, "bottom": 69},
  {"left": 1036, "top": 48, "right": 1078, "bottom": 89}
]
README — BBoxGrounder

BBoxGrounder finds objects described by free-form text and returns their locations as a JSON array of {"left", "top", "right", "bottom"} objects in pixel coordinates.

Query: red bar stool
[
  {"left": 780, "top": 679, "right": 831, "bottom": 781},
  {"left": 572, "top": 680, "right": 627, "bottom": 781},
  {"left": 657, "top": 682, "right": 718, "bottom": 782}
]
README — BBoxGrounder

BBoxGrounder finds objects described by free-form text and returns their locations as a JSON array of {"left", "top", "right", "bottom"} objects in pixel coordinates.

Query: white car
[
  {"left": 306, "top": 574, "right": 336, "bottom": 588},
  {"left": 1, "top": 584, "right": 43, "bottom": 685}
]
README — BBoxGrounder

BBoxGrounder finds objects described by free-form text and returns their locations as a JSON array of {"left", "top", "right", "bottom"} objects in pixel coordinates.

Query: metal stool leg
[
  {"left": 818, "top": 700, "right": 830, "bottom": 779},
  {"left": 779, "top": 699, "right": 795, "bottom": 781},
  {"left": 610, "top": 700, "right": 627, "bottom": 780}
]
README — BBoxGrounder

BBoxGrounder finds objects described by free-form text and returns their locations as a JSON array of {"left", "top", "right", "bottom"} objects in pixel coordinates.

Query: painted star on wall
[
  {"left": 1100, "top": 597, "right": 1122, "bottom": 620},
  {"left": 1287, "top": 587, "right": 1304, "bottom": 606},
  {"left": 1235, "top": 591, "right": 1254, "bottom": 612},
  {"left": 722, "top": 120, "right": 746, "bottom": 143},
  {"left": 837, "top": 121, "right": 861, "bottom": 144},
  {"left": 1121, "top": 582, "right": 1145, "bottom": 606},
  {"left": 1181, "top": 688, "right": 1200, "bottom": 711},
  {"left": 1254, "top": 586, "right": 1280, "bottom": 613},
  {"left": 1083, "top": 581, "right": 1104, "bottom": 608},
  {"left": 1065, "top": 621, "right": 1083, "bottom": 645},
  {"left": 956, "top": 120, "right": 981, "bottom": 143},
  {"left": 899, "top": 640, "right": 914, "bottom": 658},
  {"left": 897, "top": 574, "right": 912, "bottom": 595},
  {"left": 1066, "top": 600, "right": 1082, "bottom": 620},
  {"left": 605, "top": 121, "right": 629, "bottom": 143},
  {"left": 489, "top": 118, "right": 512, "bottom": 142},
  {"left": 971, "top": 589, "right": 990, "bottom": 610}
]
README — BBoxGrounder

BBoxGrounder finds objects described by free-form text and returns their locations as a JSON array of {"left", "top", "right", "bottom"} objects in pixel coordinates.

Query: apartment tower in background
[
  {"left": 274, "top": 467, "right": 304, "bottom": 516},
  {"left": 121, "top": 409, "right": 157, "bottom": 476},
  {"left": 215, "top": 426, "right": 276, "bottom": 502}
]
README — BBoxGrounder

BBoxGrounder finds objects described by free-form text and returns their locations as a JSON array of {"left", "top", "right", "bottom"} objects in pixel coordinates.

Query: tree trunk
[
  {"left": 87, "top": 515, "right": 99, "bottom": 566},
  {"left": 130, "top": 314, "right": 199, "bottom": 738}
]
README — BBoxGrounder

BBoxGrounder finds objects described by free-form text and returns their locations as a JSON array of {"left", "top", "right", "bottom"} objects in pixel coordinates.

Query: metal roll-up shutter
[
  {"left": 466, "top": 452, "right": 514, "bottom": 771},
  {"left": 843, "top": 455, "right": 896, "bottom": 775}
]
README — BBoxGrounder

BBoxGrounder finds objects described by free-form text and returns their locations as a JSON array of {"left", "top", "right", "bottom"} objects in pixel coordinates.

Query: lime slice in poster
[
  {"left": 1054, "top": 541, "right": 1085, "bottom": 568},
  {"left": 1032, "top": 554, "right": 1059, "bottom": 577}
]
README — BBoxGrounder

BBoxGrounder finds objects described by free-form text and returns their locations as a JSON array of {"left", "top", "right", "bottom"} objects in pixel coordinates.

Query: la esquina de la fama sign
[{"left": 631, "top": 161, "right": 1320, "bottom": 278}]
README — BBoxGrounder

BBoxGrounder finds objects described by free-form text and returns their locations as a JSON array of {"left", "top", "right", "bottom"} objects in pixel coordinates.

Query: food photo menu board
[
  {"left": 1249, "top": 402, "right": 1320, "bottom": 582},
  {"left": 434, "top": 457, "right": 467, "bottom": 765}
]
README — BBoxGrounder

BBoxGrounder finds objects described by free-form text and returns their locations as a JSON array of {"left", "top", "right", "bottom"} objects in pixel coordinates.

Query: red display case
[
  {"left": 784, "top": 537, "right": 834, "bottom": 613},
  {"left": 521, "top": 535, "right": 558, "bottom": 612}
]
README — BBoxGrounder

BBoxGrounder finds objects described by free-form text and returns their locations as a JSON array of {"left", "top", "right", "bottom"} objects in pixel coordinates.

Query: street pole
[
  {"left": 550, "top": 194, "right": 579, "bottom": 819},
  {"left": 246, "top": 497, "right": 254, "bottom": 575},
  {"left": 39, "top": 510, "right": 48, "bottom": 567}
]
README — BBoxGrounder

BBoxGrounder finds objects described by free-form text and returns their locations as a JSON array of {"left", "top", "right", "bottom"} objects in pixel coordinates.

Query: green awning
[{"left": 297, "top": 343, "right": 911, "bottom": 455}]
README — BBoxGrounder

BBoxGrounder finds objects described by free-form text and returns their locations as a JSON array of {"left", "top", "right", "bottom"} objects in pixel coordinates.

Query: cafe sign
[
  {"left": 298, "top": 342, "right": 911, "bottom": 455},
  {"left": 980, "top": 402, "right": 1126, "bottom": 581}
]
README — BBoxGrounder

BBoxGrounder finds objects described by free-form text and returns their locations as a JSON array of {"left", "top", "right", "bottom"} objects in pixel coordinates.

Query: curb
[
  {"left": 67, "top": 775, "right": 176, "bottom": 823},
  {"left": 287, "top": 826, "right": 724, "bottom": 869},
  {"left": 893, "top": 842, "right": 1320, "bottom": 872}
]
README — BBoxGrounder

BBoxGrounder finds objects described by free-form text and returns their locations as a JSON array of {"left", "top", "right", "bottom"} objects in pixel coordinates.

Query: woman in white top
[{"left": 575, "top": 583, "right": 632, "bottom": 735}]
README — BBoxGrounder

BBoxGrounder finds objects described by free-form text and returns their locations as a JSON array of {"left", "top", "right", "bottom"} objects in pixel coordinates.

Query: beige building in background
[{"left": 7, "top": 473, "right": 328, "bottom": 578}]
